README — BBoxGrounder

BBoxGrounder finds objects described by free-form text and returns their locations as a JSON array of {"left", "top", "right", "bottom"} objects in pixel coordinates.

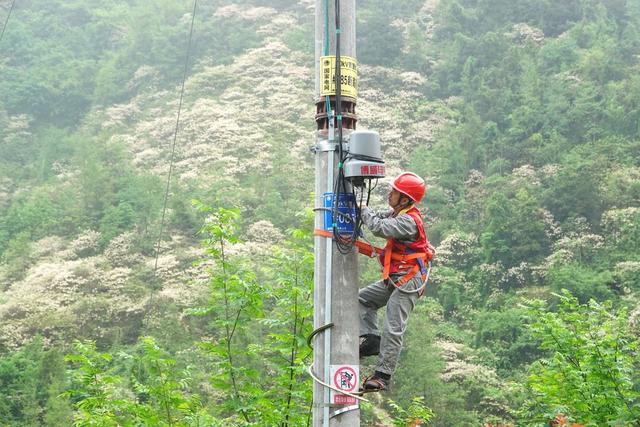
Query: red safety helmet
[{"left": 391, "top": 172, "right": 426, "bottom": 203}]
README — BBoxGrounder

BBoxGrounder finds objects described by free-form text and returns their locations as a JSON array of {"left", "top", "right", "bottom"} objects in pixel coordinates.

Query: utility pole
[{"left": 313, "top": 1, "right": 359, "bottom": 426}]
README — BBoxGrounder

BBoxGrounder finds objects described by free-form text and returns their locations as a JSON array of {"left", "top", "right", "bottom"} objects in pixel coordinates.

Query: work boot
[
  {"left": 359, "top": 334, "right": 380, "bottom": 357},
  {"left": 362, "top": 371, "right": 390, "bottom": 391}
]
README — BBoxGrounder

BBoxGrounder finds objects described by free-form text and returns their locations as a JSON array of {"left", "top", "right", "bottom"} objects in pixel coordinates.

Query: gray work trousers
[{"left": 359, "top": 274, "right": 422, "bottom": 376}]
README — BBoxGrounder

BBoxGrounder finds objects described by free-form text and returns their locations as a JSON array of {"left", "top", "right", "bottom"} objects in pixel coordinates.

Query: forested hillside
[{"left": 1, "top": 0, "right": 639, "bottom": 426}]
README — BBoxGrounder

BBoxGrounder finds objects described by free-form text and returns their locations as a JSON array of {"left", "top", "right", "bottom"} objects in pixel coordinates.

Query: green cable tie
[
  {"left": 332, "top": 223, "right": 337, "bottom": 228},
  {"left": 337, "top": 115, "right": 343, "bottom": 121},
  {"left": 336, "top": 28, "right": 341, "bottom": 34},
  {"left": 338, "top": 162, "right": 343, "bottom": 168}
]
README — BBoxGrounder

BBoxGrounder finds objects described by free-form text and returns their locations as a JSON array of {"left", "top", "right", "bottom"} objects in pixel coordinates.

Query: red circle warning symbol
[{"left": 333, "top": 366, "right": 357, "bottom": 392}]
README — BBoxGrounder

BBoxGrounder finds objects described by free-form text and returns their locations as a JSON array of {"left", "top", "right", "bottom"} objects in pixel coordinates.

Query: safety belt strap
[
  {"left": 313, "top": 229, "right": 382, "bottom": 257},
  {"left": 314, "top": 228, "right": 430, "bottom": 289}
]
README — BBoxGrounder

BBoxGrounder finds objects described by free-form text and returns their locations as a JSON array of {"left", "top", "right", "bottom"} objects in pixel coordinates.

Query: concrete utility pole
[{"left": 313, "top": 1, "right": 359, "bottom": 426}]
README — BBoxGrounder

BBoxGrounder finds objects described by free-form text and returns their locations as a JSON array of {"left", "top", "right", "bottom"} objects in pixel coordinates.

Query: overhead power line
[
  {"left": 154, "top": 0, "right": 198, "bottom": 271},
  {"left": 0, "top": 0, "right": 16, "bottom": 45}
]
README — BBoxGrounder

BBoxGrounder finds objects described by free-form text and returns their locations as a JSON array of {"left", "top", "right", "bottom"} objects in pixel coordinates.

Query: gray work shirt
[{"left": 360, "top": 206, "right": 419, "bottom": 245}]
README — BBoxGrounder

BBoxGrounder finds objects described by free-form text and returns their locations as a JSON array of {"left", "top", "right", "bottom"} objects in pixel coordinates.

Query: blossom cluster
[
  {"left": 436, "top": 232, "right": 478, "bottom": 267},
  {"left": 1, "top": 113, "right": 32, "bottom": 144},
  {"left": 510, "top": 164, "right": 540, "bottom": 186},
  {"left": 437, "top": 340, "right": 499, "bottom": 386},
  {"left": 507, "top": 23, "right": 545, "bottom": 45},
  {"left": 602, "top": 207, "right": 640, "bottom": 242},
  {"left": 0, "top": 229, "right": 209, "bottom": 350}
]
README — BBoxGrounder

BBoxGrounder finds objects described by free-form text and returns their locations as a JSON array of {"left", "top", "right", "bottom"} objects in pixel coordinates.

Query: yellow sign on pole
[{"left": 320, "top": 55, "right": 358, "bottom": 99}]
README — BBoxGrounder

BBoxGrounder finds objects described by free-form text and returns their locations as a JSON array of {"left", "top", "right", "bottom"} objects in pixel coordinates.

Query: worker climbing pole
[
  {"left": 310, "top": 0, "right": 387, "bottom": 425},
  {"left": 309, "top": 0, "right": 435, "bottom": 423},
  {"left": 311, "top": 0, "right": 359, "bottom": 425}
]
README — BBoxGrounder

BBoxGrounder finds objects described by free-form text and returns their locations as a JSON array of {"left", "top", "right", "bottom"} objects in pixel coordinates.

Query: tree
[
  {"left": 474, "top": 305, "right": 541, "bottom": 371},
  {"left": 542, "top": 151, "right": 604, "bottom": 226},
  {"left": 481, "top": 188, "right": 550, "bottom": 269},
  {"left": 0, "top": 339, "right": 72, "bottom": 427},
  {"left": 188, "top": 203, "right": 316, "bottom": 425},
  {"left": 65, "top": 338, "right": 215, "bottom": 426},
  {"left": 519, "top": 291, "right": 640, "bottom": 426}
]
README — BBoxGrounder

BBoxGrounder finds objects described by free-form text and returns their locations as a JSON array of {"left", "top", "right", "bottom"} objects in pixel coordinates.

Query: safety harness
[{"left": 314, "top": 206, "right": 434, "bottom": 292}]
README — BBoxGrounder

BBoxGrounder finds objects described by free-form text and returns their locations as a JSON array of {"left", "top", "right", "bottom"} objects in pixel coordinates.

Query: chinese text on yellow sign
[{"left": 320, "top": 55, "right": 358, "bottom": 99}]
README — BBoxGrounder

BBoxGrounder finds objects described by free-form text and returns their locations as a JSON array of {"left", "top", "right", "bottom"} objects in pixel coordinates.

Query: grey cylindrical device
[
  {"left": 348, "top": 130, "right": 382, "bottom": 159},
  {"left": 343, "top": 130, "right": 385, "bottom": 181}
]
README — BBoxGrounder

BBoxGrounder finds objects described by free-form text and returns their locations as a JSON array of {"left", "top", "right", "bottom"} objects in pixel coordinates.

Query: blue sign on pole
[{"left": 323, "top": 192, "right": 356, "bottom": 234}]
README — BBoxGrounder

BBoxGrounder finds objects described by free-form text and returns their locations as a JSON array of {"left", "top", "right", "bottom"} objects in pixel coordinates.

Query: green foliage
[
  {"left": 0, "top": 133, "right": 164, "bottom": 257},
  {"left": 546, "top": 264, "right": 615, "bottom": 303},
  {"left": 602, "top": 207, "right": 640, "bottom": 261},
  {"left": 188, "top": 203, "right": 314, "bottom": 425},
  {"left": 1, "top": 0, "right": 256, "bottom": 118},
  {"left": 124, "top": 266, "right": 163, "bottom": 298},
  {"left": 356, "top": 0, "right": 424, "bottom": 66},
  {"left": 481, "top": 188, "right": 550, "bottom": 268},
  {"left": 65, "top": 338, "right": 216, "bottom": 426},
  {"left": 235, "top": 135, "right": 312, "bottom": 231},
  {"left": 0, "top": 0, "right": 123, "bottom": 123},
  {"left": 0, "top": 232, "right": 34, "bottom": 282},
  {"left": 519, "top": 291, "right": 640, "bottom": 426},
  {"left": 256, "top": 227, "right": 314, "bottom": 426},
  {"left": 432, "top": 266, "right": 467, "bottom": 318},
  {"left": 2, "top": 0, "right": 640, "bottom": 424},
  {"left": 61, "top": 206, "right": 315, "bottom": 425},
  {"left": 189, "top": 203, "right": 263, "bottom": 424},
  {"left": 542, "top": 150, "right": 604, "bottom": 226},
  {"left": 0, "top": 188, "right": 64, "bottom": 253},
  {"left": 99, "top": 202, "right": 136, "bottom": 245},
  {"left": 474, "top": 306, "right": 541, "bottom": 371},
  {"left": 391, "top": 302, "right": 487, "bottom": 426},
  {"left": 388, "top": 396, "right": 434, "bottom": 426},
  {"left": 0, "top": 339, "right": 72, "bottom": 426},
  {"left": 282, "top": 23, "right": 314, "bottom": 56}
]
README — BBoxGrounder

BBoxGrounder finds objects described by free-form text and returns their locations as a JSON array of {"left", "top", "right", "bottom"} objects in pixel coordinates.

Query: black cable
[
  {"left": 368, "top": 179, "right": 377, "bottom": 204},
  {"left": 0, "top": 0, "right": 16, "bottom": 46},
  {"left": 154, "top": 0, "right": 198, "bottom": 271},
  {"left": 330, "top": 0, "right": 375, "bottom": 253},
  {"left": 307, "top": 323, "right": 334, "bottom": 349},
  {"left": 336, "top": 0, "right": 364, "bottom": 253},
  {"left": 345, "top": 153, "right": 383, "bottom": 162},
  {"left": 354, "top": 185, "right": 365, "bottom": 239},
  {"left": 331, "top": 0, "right": 353, "bottom": 254},
  {"left": 335, "top": 0, "right": 342, "bottom": 158}
]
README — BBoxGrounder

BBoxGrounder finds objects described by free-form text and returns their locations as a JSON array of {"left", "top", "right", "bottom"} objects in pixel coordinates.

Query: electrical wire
[
  {"left": 331, "top": 0, "right": 357, "bottom": 254},
  {"left": 335, "top": 0, "right": 342, "bottom": 153},
  {"left": 154, "top": 0, "right": 198, "bottom": 271},
  {"left": 0, "top": 0, "right": 16, "bottom": 46},
  {"left": 323, "top": 0, "right": 333, "bottom": 138},
  {"left": 329, "top": 0, "right": 381, "bottom": 254}
]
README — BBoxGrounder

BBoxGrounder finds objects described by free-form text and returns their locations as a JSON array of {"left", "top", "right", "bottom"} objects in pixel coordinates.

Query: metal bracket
[
  {"left": 331, "top": 405, "right": 360, "bottom": 418},
  {"left": 311, "top": 141, "right": 338, "bottom": 153}
]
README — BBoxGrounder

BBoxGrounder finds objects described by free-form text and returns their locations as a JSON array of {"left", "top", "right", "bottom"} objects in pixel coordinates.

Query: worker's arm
[{"left": 360, "top": 207, "right": 418, "bottom": 241}]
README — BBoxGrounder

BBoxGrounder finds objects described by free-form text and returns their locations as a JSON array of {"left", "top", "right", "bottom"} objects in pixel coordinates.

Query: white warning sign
[{"left": 330, "top": 364, "right": 359, "bottom": 405}]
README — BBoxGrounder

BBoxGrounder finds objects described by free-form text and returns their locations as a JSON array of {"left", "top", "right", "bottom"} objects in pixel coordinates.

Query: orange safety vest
[
  {"left": 379, "top": 206, "right": 433, "bottom": 287},
  {"left": 314, "top": 206, "right": 434, "bottom": 289}
]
